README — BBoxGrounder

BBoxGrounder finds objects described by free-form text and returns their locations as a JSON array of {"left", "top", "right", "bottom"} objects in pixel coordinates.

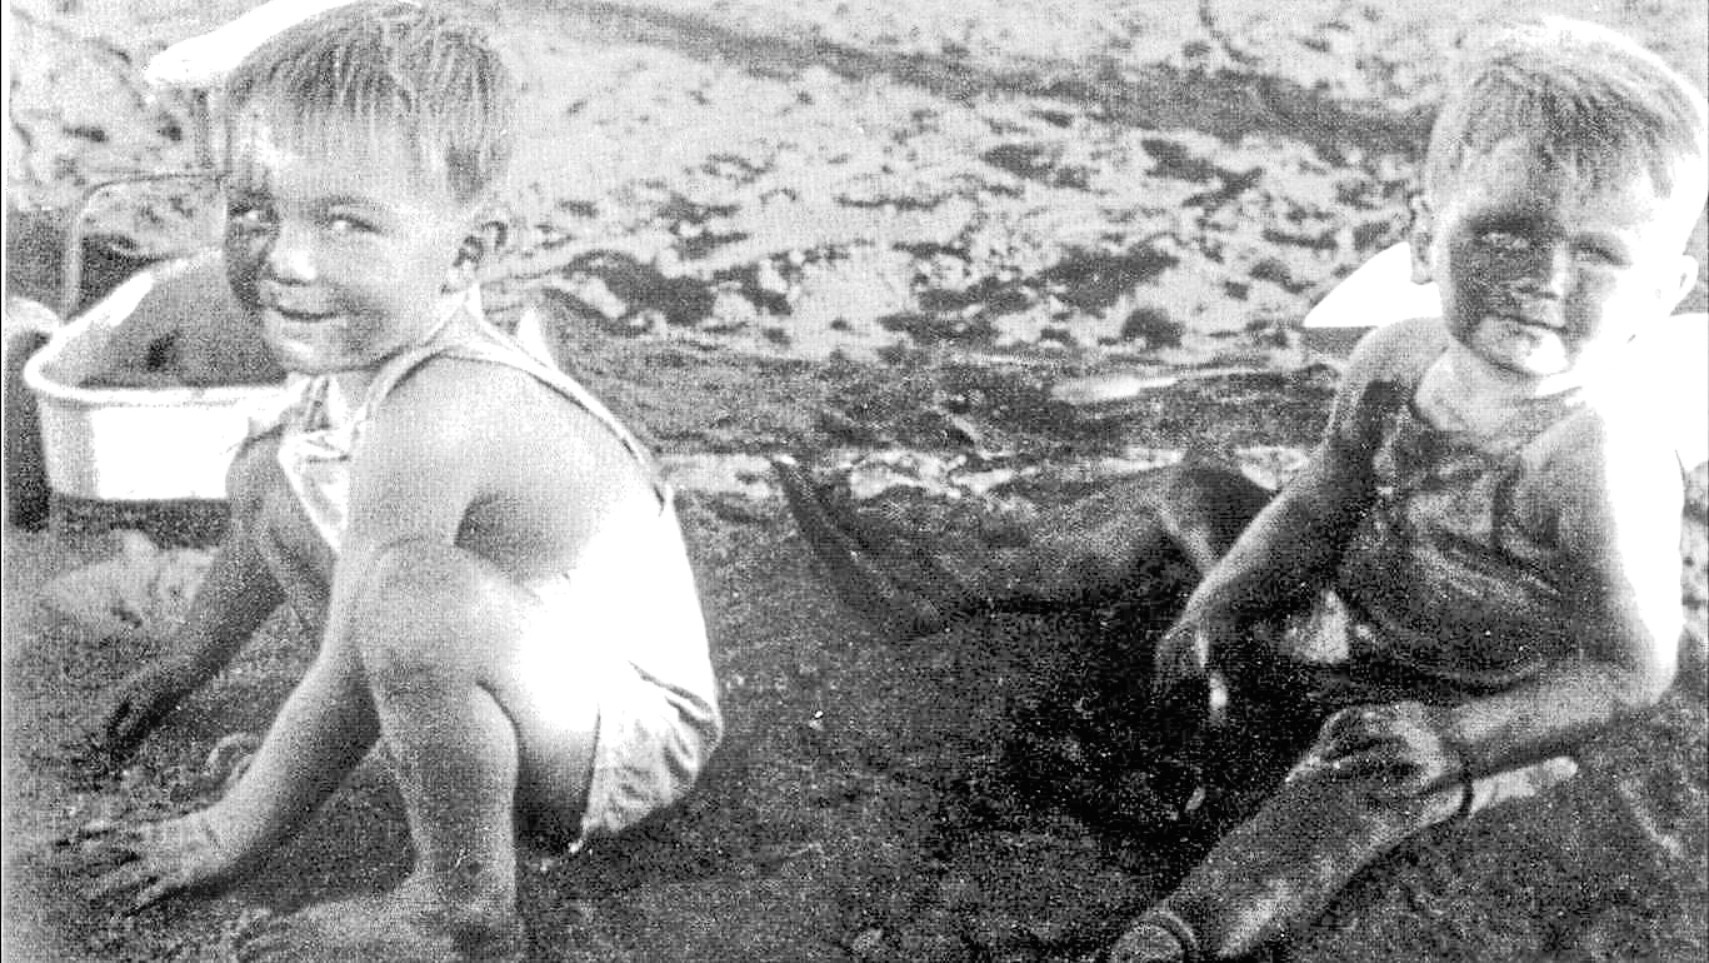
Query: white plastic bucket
[{"left": 22, "top": 253, "right": 287, "bottom": 501}]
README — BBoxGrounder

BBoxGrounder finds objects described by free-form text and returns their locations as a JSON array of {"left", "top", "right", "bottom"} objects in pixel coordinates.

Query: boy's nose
[
  {"left": 1511, "top": 241, "right": 1574, "bottom": 299},
  {"left": 263, "top": 223, "right": 318, "bottom": 284}
]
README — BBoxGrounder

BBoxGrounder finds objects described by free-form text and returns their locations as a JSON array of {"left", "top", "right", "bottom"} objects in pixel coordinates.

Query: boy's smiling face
[
  {"left": 223, "top": 112, "right": 474, "bottom": 376},
  {"left": 1414, "top": 138, "right": 1700, "bottom": 382}
]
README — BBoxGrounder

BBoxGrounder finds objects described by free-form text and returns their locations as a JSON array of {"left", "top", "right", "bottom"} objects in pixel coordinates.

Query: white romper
[{"left": 259, "top": 292, "right": 723, "bottom": 841}]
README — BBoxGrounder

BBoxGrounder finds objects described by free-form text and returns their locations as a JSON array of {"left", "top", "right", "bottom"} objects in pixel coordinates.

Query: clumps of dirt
[
  {"left": 37, "top": 530, "right": 212, "bottom": 640},
  {"left": 13, "top": 1, "right": 1706, "bottom": 363},
  {"left": 502, "top": 100, "right": 1420, "bottom": 361}
]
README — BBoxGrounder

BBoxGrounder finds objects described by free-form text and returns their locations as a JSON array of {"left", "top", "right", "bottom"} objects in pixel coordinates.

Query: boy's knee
[{"left": 353, "top": 542, "right": 488, "bottom": 689}]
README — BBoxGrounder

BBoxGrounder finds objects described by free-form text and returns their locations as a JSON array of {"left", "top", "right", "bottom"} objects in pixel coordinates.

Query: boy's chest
[{"left": 1362, "top": 393, "right": 1584, "bottom": 572}]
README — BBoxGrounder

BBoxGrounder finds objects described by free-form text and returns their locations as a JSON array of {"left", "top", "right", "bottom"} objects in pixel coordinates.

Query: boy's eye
[
  {"left": 226, "top": 202, "right": 274, "bottom": 231},
  {"left": 1573, "top": 242, "right": 1626, "bottom": 266},
  {"left": 1475, "top": 230, "right": 1532, "bottom": 254},
  {"left": 321, "top": 206, "right": 382, "bottom": 236},
  {"left": 326, "top": 212, "right": 380, "bottom": 235}
]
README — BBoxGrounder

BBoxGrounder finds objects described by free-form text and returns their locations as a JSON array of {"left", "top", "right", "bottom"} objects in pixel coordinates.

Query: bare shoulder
[
  {"left": 367, "top": 355, "right": 654, "bottom": 508},
  {"left": 1317, "top": 317, "right": 1447, "bottom": 454},
  {"left": 1341, "top": 316, "right": 1448, "bottom": 393},
  {"left": 373, "top": 357, "right": 613, "bottom": 451},
  {"left": 360, "top": 357, "right": 513, "bottom": 453}
]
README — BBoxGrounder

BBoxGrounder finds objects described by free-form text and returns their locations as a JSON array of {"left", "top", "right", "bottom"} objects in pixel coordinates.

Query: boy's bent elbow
[
  {"left": 1593, "top": 640, "right": 1679, "bottom": 716},
  {"left": 1614, "top": 607, "right": 1686, "bottom": 708},
  {"left": 1622, "top": 651, "right": 1677, "bottom": 708}
]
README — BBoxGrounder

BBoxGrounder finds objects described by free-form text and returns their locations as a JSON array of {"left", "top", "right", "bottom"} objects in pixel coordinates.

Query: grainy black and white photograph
[{"left": 3, "top": 1, "right": 1706, "bottom": 960}]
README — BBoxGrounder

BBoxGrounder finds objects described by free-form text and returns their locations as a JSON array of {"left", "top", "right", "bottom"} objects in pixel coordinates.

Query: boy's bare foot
[
  {"left": 770, "top": 457, "right": 966, "bottom": 638},
  {"left": 1108, "top": 922, "right": 1187, "bottom": 963},
  {"left": 236, "top": 883, "right": 524, "bottom": 963},
  {"left": 1108, "top": 908, "right": 1199, "bottom": 963}
]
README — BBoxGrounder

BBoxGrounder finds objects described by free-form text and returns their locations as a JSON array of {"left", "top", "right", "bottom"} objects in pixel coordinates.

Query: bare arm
[
  {"left": 92, "top": 440, "right": 288, "bottom": 761},
  {"left": 1176, "top": 439, "right": 1371, "bottom": 632},
  {"left": 1153, "top": 325, "right": 1423, "bottom": 696},
  {"left": 1299, "top": 416, "right": 1684, "bottom": 799},
  {"left": 206, "top": 364, "right": 492, "bottom": 858}
]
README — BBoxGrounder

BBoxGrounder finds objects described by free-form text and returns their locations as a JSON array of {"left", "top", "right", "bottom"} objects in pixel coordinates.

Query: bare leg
[
  {"left": 771, "top": 457, "right": 982, "bottom": 635},
  {"left": 1135, "top": 775, "right": 1461, "bottom": 961},
  {"left": 772, "top": 458, "right": 1269, "bottom": 637},
  {"left": 987, "top": 465, "right": 1270, "bottom": 608},
  {"left": 241, "top": 541, "right": 597, "bottom": 962},
  {"left": 1111, "top": 758, "right": 1579, "bottom": 961}
]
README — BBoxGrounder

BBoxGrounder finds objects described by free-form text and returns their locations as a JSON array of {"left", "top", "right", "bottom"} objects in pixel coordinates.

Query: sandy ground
[{"left": 5, "top": 1, "right": 1708, "bottom": 961}]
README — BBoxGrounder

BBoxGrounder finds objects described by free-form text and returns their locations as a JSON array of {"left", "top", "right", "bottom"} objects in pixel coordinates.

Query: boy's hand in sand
[
  {"left": 1287, "top": 701, "right": 1462, "bottom": 800},
  {"left": 1151, "top": 622, "right": 1231, "bottom": 707},
  {"left": 69, "top": 810, "right": 251, "bottom": 914},
  {"left": 86, "top": 658, "right": 201, "bottom": 766}
]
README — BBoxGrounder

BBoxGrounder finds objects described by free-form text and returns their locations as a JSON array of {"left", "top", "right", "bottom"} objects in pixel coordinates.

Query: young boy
[
  {"left": 780, "top": 17, "right": 1704, "bottom": 962},
  {"left": 77, "top": 4, "right": 722, "bottom": 959}
]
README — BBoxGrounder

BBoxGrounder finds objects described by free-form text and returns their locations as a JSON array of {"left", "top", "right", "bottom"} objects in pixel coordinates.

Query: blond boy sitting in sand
[
  {"left": 76, "top": 4, "right": 722, "bottom": 959},
  {"left": 778, "top": 17, "right": 1704, "bottom": 962}
]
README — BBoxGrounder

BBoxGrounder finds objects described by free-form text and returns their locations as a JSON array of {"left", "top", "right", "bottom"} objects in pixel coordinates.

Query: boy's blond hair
[
  {"left": 1424, "top": 17, "right": 1708, "bottom": 212},
  {"left": 223, "top": 0, "right": 514, "bottom": 206}
]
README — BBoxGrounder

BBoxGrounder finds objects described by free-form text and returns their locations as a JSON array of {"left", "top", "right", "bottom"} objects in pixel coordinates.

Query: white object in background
[
  {"left": 1598, "top": 312, "right": 1709, "bottom": 471},
  {"left": 22, "top": 256, "right": 287, "bottom": 501},
  {"left": 1301, "top": 243, "right": 1441, "bottom": 353},
  {"left": 512, "top": 297, "right": 559, "bottom": 367},
  {"left": 144, "top": 0, "right": 364, "bottom": 89}
]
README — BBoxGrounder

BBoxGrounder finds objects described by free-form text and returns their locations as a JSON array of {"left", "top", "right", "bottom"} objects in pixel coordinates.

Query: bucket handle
[{"left": 59, "top": 170, "right": 221, "bottom": 319}]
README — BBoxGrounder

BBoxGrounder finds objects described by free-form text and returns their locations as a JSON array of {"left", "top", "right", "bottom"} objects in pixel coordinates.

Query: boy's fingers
[
  {"left": 94, "top": 704, "right": 152, "bottom": 760},
  {"left": 1315, "top": 729, "right": 1395, "bottom": 762},
  {"left": 1320, "top": 705, "right": 1391, "bottom": 742},
  {"left": 1151, "top": 622, "right": 1222, "bottom": 694},
  {"left": 86, "top": 860, "right": 159, "bottom": 903},
  {"left": 109, "top": 693, "right": 171, "bottom": 741},
  {"left": 236, "top": 916, "right": 297, "bottom": 962},
  {"left": 108, "top": 698, "right": 151, "bottom": 735},
  {"left": 125, "top": 876, "right": 180, "bottom": 916},
  {"left": 1148, "top": 633, "right": 1201, "bottom": 699},
  {"left": 55, "top": 817, "right": 131, "bottom": 849},
  {"left": 1290, "top": 748, "right": 1415, "bottom": 787},
  {"left": 55, "top": 818, "right": 113, "bottom": 845}
]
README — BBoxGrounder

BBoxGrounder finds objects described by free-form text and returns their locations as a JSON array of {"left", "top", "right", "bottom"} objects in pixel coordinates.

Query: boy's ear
[
  {"left": 445, "top": 219, "right": 510, "bottom": 290},
  {"left": 1407, "top": 196, "right": 1436, "bottom": 284}
]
